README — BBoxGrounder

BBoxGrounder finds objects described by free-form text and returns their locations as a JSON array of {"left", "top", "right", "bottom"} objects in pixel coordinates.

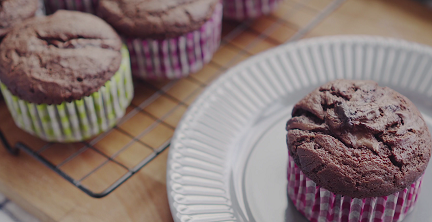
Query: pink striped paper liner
[
  {"left": 125, "top": 2, "right": 223, "bottom": 80},
  {"left": 43, "top": 0, "right": 98, "bottom": 14},
  {"left": 223, "top": 0, "right": 282, "bottom": 20},
  {"left": 287, "top": 156, "right": 423, "bottom": 222}
]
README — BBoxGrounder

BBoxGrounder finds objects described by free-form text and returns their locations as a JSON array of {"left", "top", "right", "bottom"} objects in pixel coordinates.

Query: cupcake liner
[
  {"left": 125, "top": 2, "right": 222, "bottom": 80},
  {"left": 43, "top": 0, "right": 98, "bottom": 14},
  {"left": 0, "top": 45, "right": 133, "bottom": 142},
  {"left": 287, "top": 156, "right": 423, "bottom": 222},
  {"left": 223, "top": 0, "right": 282, "bottom": 20}
]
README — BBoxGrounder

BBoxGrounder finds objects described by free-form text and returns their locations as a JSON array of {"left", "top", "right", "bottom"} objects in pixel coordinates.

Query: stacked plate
[{"left": 167, "top": 36, "right": 432, "bottom": 222}]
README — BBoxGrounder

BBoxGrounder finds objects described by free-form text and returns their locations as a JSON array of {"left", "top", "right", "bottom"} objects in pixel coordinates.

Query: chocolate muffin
[
  {"left": 0, "top": 0, "right": 40, "bottom": 40},
  {"left": 98, "top": 0, "right": 223, "bottom": 79},
  {"left": 0, "top": 10, "right": 133, "bottom": 142},
  {"left": 286, "top": 79, "right": 431, "bottom": 221},
  {"left": 287, "top": 79, "right": 431, "bottom": 197},
  {"left": 99, "top": 0, "right": 218, "bottom": 39},
  {"left": 0, "top": 10, "right": 121, "bottom": 105}
]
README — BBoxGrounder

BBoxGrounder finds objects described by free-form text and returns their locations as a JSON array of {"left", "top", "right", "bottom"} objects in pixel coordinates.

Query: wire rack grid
[{"left": 0, "top": 0, "right": 344, "bottom": 198}]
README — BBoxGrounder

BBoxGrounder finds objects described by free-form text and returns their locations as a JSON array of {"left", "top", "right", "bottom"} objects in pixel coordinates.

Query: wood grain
[
  {"left": 0, "top": 0, "right": 431, "bottom": 221},
  {"left": 303, "top": 0, "right": 432, "bottom": 46}
]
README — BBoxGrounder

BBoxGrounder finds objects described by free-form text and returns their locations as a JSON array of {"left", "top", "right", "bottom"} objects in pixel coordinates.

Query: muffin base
[
  {"left": 0, "top": 46, "right": 133, "bottom": 142},
  {"left": 125, "top": 2, "right": 222, "bottom": 80},
  {"left": 223, "top": 0, "right": 282, "bottom": 20},
  {"left": 287, "top": 156, "right": 422, "bottom": 222}
]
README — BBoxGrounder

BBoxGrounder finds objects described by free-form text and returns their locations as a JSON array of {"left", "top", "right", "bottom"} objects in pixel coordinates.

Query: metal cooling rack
[{"left": 0, "top": 0, "right": 345, "bottom": 198}]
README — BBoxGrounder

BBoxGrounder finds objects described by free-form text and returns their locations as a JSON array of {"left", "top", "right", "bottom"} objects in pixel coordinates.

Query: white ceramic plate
[{"left": 167, "top": 36, "right": 432, "bottom": 222}]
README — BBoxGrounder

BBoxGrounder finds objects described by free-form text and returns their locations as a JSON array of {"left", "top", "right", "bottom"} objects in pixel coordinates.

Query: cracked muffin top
[
  {"left": 286, "top": 79, "right": 432, "bottom": 198},
  {"left": 0, "top": 0, "right": 39, "bottom": 38},
  {"left": 97, "top": 0, "right": 219, "bottom": 39},
  {"left": 0, "top": 10, "right": 122, "bottom": 105}
]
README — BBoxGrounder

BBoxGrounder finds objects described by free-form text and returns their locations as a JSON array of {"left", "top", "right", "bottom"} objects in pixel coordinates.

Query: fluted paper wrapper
[
  {"left": 43, "top": 0, "right": 98, "bottom": 14},
  {"left": 0, "top": 46, "right": 133, "bottom": 142},
  {"left": 125, "top": 2, "right": 222, "bottom": 80},
  {"left": 288, "top": 156, "right": 422, "bottom": 222},
  {"left": 223, "top": 0, "right": 282, "bottom": 20}
]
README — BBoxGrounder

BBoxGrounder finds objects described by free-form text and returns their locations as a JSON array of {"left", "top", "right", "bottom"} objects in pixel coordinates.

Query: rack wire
[{"left": 0, "top": 0, "right": 344, "bottom": 198}]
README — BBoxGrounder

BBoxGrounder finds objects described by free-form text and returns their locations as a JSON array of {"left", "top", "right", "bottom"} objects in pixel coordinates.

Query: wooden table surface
[{"left": 0, "top": 0, "right": 431, "bottom": 221}]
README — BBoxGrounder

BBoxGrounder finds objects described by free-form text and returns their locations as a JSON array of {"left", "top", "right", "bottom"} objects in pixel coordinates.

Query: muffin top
[
  {"left": 286, "top": 79, "right": 431, "bottom": 198},
  {"left": 0, "top": 10, "right": 122, "bottom": 105},
  {"left": 98, "top": 0, "right": 219, "bottom": 39},
  {"left": 0, "top": 0, "right": 39, "bottom": 37}
]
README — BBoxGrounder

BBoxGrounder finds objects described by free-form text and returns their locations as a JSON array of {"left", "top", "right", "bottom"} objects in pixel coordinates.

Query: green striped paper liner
[{"left": 0, "top": 45, "right": 133, "bottom": 142}]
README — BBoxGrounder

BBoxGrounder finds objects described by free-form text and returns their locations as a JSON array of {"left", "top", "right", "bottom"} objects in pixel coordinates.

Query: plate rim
[{"left": 166, "top": 35, "right": 432, "bottom": 222}]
